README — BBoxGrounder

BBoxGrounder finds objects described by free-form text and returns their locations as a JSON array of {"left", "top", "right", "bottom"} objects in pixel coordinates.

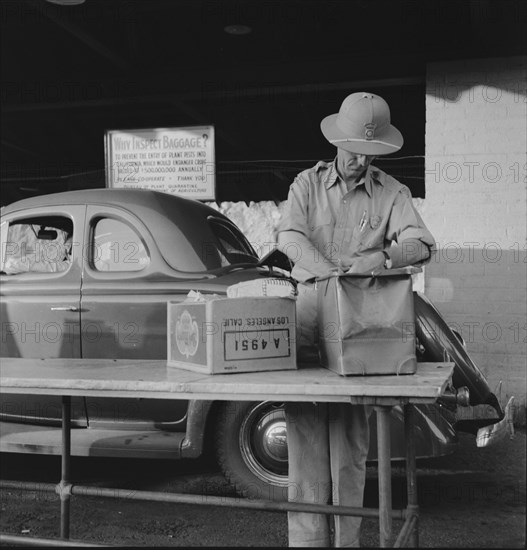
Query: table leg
[
  {"left": 375, "top": 406, "right": 392, "bottom": 547},
  {"left": 59, "top": 396, "right": 71, "bottom": 540},
  {"left": 404, "top": 403, "right": 419, "bottom": 547}
]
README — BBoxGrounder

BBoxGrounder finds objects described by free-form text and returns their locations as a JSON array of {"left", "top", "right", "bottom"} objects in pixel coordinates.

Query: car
[{"left": 0, "top": 188, "right": 512, "bottom": 501}]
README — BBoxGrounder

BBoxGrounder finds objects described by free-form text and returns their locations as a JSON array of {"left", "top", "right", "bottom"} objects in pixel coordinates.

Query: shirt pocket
[
  {"left": 308, "top": 211, "right": 333, "bottom": 234},
  {"left": 352, "top": 214, "right": 385, "bottom": 252}
]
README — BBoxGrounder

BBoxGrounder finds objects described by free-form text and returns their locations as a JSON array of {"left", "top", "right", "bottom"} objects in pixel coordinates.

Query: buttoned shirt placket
[{"left": 323, "top": 162, "right": 372, "bottom": 269}]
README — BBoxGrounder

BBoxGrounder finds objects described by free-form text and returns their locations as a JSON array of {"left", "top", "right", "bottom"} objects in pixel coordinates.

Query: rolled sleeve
[{"left": 386, "top": 187, "right": 436, "bottom": 262}]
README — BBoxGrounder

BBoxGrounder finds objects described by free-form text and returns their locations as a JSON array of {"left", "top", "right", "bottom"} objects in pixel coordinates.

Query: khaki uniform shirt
[{"left": 278, "top": 159, "right": 435, "bottom": 282}]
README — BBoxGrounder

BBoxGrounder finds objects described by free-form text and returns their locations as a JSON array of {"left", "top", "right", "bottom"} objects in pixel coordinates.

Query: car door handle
[{"left": 51, "top": 306, "right": 80, "bottom": 312}]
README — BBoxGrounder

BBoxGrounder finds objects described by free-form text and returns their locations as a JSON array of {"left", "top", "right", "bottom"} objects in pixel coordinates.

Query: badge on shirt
[{"left": 370, "top": 215, "right": 382, "bottom": 229}]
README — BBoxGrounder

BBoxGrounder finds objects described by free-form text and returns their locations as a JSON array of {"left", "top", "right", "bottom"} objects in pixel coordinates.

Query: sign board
[{"left": 105, "top": 125, "right": 215, "bottom": 200}]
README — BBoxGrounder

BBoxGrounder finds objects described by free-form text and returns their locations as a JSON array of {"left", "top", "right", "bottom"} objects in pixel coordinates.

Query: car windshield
[{"left": 201, "top": 216, "right": 259, "bottom": 271}]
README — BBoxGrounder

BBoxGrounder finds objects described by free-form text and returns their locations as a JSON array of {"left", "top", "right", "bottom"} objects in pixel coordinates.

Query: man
[{"left": 277, "top": 92, "right": 435, "bottom": 547}]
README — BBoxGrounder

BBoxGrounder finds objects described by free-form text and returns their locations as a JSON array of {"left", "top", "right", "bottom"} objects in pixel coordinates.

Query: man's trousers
[{"left": 286, "top": 282, "right": 372, "bottom": 547}]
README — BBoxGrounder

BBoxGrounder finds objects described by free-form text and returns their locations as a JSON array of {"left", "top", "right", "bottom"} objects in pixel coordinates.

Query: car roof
[
  {"left": 2, "top": 189, "right": 256, "bottom": 273},
  {"left": 3, "top": 188, "right": 206, "bottom": 214}
]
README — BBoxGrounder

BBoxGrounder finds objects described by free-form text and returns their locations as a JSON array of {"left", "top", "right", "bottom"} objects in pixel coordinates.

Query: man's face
[{"left": 336, "top": 148, "right": 375, "bottom": 181}]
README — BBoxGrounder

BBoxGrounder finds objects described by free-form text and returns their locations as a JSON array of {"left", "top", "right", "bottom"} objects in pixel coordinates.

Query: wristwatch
[{"left": 381, "top": 250, "right": 392, "bottom": 269}]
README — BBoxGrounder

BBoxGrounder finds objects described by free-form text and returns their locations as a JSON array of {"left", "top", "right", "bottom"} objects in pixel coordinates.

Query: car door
[
  {"left": 0, "top": 206, "right": 87, "bottom": 426},
  {"left": 80, "top": 205, "right": 190, "bottom": 430}
]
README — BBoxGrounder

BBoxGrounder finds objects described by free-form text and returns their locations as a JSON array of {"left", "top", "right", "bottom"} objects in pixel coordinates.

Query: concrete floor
[{"left": 0, "top": 429, "right": 525, "bottom": 547}]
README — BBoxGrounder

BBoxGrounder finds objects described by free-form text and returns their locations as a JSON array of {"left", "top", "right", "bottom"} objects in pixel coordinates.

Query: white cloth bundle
[{"left": 227, "top": 278, "right": 297, "bottom": 299}]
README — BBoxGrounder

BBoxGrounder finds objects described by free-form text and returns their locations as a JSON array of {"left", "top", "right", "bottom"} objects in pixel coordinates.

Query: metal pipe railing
[
  {"left": 0, "top": 534, "right": 109, "bottom": 547},
  {"left": 0, "top": 479, "right": 406, "bottom": 520}
]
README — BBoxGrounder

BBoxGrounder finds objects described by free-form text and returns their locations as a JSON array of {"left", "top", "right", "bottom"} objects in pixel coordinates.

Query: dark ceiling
[{"left": 1, "top": 0, "right": 526, "bottom": 205}]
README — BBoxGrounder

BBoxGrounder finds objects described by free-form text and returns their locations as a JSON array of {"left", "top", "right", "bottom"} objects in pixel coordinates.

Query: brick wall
[{"left": 421, "top": 56, "right": 527, "bottom": 424}]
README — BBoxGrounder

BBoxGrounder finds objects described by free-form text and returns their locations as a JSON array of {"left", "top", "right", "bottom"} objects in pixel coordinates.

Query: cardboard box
[
  {"left": 317, "top": 269, "right": 418, "bottom": 376},
  {"left": 167, "top": 297, "right": 297, "bottom": 374}
]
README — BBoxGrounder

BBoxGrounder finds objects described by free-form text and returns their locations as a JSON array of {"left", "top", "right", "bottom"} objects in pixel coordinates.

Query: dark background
[{"left": 1, "top": 0, "right": 525, "bottom": 204}]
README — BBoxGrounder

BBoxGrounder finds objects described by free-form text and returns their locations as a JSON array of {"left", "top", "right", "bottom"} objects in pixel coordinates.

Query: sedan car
[{"left": 0, "top": 189, "right": 511, "bottom": 501}]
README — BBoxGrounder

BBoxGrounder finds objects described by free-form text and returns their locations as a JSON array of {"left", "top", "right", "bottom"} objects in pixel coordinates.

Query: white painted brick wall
[{"left": 423, "top": 55, "right": 527, "bottom": 424}]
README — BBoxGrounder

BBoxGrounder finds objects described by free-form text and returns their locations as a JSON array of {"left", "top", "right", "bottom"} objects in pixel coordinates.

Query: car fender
[
  {"left": 180, "top": 400, "right": 214, "bottom": 458},
  {"left": 414, "top": 291, "right": 503, "bottom": 417}
]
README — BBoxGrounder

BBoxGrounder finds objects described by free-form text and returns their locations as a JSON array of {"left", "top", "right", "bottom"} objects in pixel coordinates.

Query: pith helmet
[{"left": 320, "top": 92, "right": 403, "bottom": 155}]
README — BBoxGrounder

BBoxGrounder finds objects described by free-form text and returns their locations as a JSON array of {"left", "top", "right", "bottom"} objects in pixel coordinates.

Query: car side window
[
  {"left": 92, "top": 217, "right": 149, "bottom": 272},
  {"left": 1, "top": 216, "right": 73, "bottom": 275}
]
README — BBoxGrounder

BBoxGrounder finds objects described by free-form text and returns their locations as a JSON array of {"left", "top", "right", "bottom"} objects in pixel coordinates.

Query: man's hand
[{"left": 345, "top": 251, "right": 385, "bottom": 275}]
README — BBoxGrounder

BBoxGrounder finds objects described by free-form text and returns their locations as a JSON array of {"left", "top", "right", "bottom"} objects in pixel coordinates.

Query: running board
[{"left": 0, "top": 422, "right": 185, "bottom": 459}]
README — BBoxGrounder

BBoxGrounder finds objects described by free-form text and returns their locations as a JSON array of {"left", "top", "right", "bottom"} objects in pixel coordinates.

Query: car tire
[{"left": 214, "top": 400, "right": 289, "bottom": 501}]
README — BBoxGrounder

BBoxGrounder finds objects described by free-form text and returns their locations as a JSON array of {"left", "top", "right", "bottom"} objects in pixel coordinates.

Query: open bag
[{"left": 317, "top": 268, "right": 420, "bottom": 376}]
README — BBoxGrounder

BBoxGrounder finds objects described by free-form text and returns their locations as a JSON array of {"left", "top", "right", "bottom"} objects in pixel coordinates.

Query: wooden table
[{"left": 0, "top": 358, "right": 454, "bottom": 547}]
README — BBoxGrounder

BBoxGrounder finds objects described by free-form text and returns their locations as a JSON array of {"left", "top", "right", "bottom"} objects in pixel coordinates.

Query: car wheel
[{"left": 214, "top": 401, "right": 289, "bottom": 501}]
